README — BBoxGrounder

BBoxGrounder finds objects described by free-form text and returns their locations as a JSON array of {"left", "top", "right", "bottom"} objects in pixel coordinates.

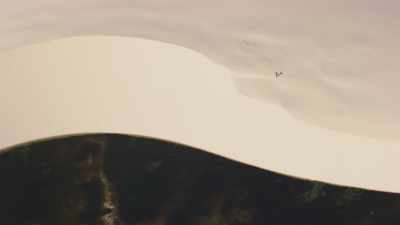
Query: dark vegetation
[{"left": 0, "top": 134, "right": 399, "bottom": 225}]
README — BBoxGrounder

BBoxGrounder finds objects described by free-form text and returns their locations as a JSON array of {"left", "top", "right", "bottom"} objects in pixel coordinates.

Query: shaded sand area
[
  {"left": 1, "top": 134, "right": 400, "bottom": 225},
  {"left": 0, "top": 36, "right": 400, "bottom": 194}
]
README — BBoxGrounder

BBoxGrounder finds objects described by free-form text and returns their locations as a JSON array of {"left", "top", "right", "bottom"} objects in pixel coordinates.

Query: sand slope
[
  {"left": 1, "top": 36, "right": 400, "bottom": 194},
  {"left": 1, "top": 0, "right": 399, "bottom": 139},
  {"left": 0, "top": 0, "right": 400, "bottom": 191}
]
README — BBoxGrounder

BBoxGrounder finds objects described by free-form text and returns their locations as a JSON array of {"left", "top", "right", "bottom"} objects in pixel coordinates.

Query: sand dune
[
  {"left": 1, "top": 1, "right": 400, "bottom": 192},
  {"left": 1, "top": 36, "right": 400, "bottom": 194},
  {"left": 1, "top": 0, "right": 399, "bottom": 139}
]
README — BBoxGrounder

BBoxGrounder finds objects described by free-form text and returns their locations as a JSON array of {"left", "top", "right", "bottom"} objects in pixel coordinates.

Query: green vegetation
[{"left": 0, "top": 134, "right": 399, "bottom": 225}]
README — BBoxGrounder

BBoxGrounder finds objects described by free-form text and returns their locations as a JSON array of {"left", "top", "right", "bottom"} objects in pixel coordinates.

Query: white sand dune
[
  {"left": 0, "top": 1, "right": 399, "bottom": 192},
  {"left": 2, "top": 0, "right": 399, "bottom": 139},
  {"left": 1, "top": 36, "right": 400, "bottom": 194}
]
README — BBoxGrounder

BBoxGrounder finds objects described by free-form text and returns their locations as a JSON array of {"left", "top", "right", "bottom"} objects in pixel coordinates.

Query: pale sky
[{"left": 1, "top": 36, "right": 400, "bottom": 194}]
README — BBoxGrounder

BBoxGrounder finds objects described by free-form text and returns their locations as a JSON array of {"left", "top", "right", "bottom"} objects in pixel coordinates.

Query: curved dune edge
[
  {"left": 1, "top": 36, "right": 400, "bottom": 193},
  {"left": 1, "top": 132, "right": 396, "bottom": 195}
]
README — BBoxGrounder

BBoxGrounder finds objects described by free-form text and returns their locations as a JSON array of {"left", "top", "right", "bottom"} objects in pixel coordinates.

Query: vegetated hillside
[{"left": 0, "top": 134, "right": 399, "bottom": 225}]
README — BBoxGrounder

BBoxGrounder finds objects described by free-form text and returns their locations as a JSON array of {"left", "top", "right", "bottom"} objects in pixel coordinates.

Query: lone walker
[{"left": 275, "top": 72, "right": 283, "bottom": 78}]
